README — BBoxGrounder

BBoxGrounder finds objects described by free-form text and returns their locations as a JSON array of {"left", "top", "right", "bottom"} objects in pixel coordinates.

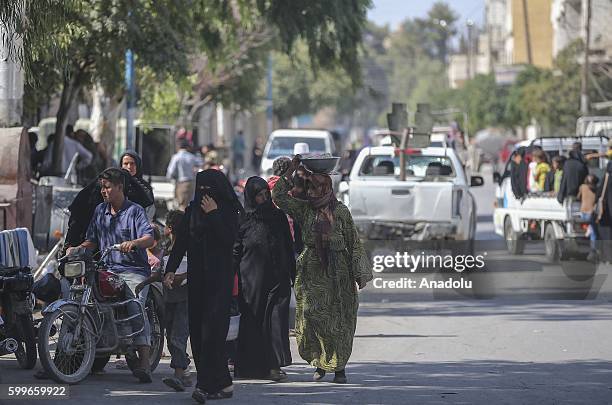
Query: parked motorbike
[
  {"left": 0, "top": 266, "right": 37, "bottom": 369},
  {"left": 37, "top": 245, "right": 164, "bottom": 384}
]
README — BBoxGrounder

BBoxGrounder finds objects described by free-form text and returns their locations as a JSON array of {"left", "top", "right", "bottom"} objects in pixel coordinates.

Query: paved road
[
  {"left": 3, "top": 293, "right": 612, "bottom": 404},
  {"left": 2, "top": 166, "right": 612, "bottom": 404}
]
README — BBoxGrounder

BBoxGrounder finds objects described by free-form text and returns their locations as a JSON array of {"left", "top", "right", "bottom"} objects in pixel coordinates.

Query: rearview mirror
[
  {"left": 470, "top": 176, "right": 484, "bottom": 187},
  {"left": 338, "top": 181, "right": 350, "bottom": 194}
]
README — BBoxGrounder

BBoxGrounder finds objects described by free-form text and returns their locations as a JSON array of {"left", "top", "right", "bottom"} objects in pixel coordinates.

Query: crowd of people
[
  {"left": 29, "top": 125, "right": 116, "bottom": 184},
  {"left": 509, "top": 140, "right": 612, "bottom": 261},
  {"left": 34, "top": 133, "right": 372, "bottom": 403}
]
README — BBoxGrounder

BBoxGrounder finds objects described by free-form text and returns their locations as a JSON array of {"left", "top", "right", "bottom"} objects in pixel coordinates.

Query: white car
[
  {"left": 260, "top": 129, "right": 336, "bottom": 177},
  {"left": 339, "top": 145, "right": 482, "bottom": 243}
]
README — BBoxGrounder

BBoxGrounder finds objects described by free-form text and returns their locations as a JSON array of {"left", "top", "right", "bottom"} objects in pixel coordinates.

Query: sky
[{"left": 368, "top": 0, "right": 485, "bottom": 29}]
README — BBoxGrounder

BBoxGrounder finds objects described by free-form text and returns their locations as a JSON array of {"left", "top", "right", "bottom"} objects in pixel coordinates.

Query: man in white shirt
[{"left": 166, "top": 140, "right": 199, "bottom": 210}]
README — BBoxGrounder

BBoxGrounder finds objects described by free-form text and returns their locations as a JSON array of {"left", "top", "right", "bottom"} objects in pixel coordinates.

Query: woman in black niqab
[
  {"left": 164, "top": 169, "right": 241, "bottom": 401},
  {"left": 234, "top": 177, "right": 295, "bottom": 381}
]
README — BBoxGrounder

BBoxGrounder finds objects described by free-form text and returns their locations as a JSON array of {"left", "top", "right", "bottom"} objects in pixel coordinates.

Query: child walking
[{"left": 136, "top": 210, "right": 191, "bottom": 391}]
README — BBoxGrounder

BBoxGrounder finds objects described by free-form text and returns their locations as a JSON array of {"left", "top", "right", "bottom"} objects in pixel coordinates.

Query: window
[
  {"left": 360, "top": 155, "right": 455, "bottom": 178},
  {"left": 267, "top": 137, "right": 327, "bottom": 159}
]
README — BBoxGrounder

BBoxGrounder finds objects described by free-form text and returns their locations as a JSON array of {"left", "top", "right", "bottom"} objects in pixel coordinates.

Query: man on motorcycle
[{"left": 67, "top": 168, "right": 155, "bottom": 383}]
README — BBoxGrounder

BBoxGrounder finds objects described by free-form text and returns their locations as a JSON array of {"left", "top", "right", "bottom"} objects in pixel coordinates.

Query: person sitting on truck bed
[
  {"left": 510, "top": 147, "right": 528, "bottom": 200},
  {"left": 557, "top": 150, "right": 589, "bottom": 204},
  {"left": 544, "top": 155, "right": 565, "bottom": 194},
  {"left": 532, "top": 149, "right": 551, "bottom": 193}
]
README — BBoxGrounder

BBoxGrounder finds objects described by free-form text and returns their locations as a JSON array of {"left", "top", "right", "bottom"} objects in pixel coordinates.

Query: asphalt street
[{"left": 1, "top": 166, "right": 612, "bottom": 404}]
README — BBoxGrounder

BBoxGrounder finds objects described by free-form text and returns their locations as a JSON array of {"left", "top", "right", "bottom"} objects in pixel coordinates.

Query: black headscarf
[
  {"left": 189, "top": 169, "right": 243, "bottom": 237},
  {"left": 119, "top": 150, "right": 154, "bottom": 202},
  {"left": 238, "top": 176, "right": 296, "bottom": 284},
  {"left": 243, "top": 176, "right": 274, "bottom": 218},
  {"left": 120, "top": 150, "right": 144, "bottom": 178}
]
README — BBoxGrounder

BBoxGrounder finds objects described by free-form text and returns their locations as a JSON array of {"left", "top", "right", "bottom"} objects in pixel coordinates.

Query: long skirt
[{"left": 235, "top": 287, "right": 292, "bottom": 378}]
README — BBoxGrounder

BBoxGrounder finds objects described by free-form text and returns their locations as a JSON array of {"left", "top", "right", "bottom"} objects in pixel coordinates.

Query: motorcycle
[
  {"left": 0, "top": 266, "right": 37, "bottom": 369},
  {"left": 37, "top": 245, "right": 164, "bottom": 384}
]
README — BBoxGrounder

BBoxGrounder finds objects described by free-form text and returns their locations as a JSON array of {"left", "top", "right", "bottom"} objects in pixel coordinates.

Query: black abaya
[
  {"left": 233, "top": 177, "right": 295, "bottom": 378},
  {"left": 165, "top": 169, "right": 241, "bottom": 394}
]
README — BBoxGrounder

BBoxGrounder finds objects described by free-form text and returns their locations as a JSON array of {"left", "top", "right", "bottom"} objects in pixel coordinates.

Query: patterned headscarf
[{"left": 307, "top": 174, "right": 337, "bottom": 272}]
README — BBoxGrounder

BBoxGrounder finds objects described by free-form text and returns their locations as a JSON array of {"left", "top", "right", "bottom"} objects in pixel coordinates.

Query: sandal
[
  {"left": 268, "top": 369, "right": 288, "bottom": 382},
  {"left": 206, "top": 391, "right": 233, "bottom": 400},
  {"left": 192, "top": 388, "right": 207, "bottom": 404},
  {"left": 207, "top": 386, "right": 233, "bottom": 400},
  {"left": 133, "top": 368, "right": 152, "bottom": 383},
  {"left": 162, "top": 376, "right": 185, "bottom": 392},
  {"left": 313, "top": 368, "right": 326, "bottom": 381}
]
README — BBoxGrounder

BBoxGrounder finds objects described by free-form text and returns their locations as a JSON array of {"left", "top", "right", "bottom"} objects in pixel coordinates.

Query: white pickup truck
[
  {"left": 493, "top": 136, "right": 609, "bottom": 261},
  {"left": 339, "top": 145, "right": 482, "bottom": 245}
]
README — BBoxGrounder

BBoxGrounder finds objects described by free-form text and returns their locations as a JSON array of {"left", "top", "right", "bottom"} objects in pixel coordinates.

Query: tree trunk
[
  {"left": 51, "top": 74, "right": 80, "bottom": 175},
  {"left": 101, "top": 94, "right": 123, "bottom": 164}
]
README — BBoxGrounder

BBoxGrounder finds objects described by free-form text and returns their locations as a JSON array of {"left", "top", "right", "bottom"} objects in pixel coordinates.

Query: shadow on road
[{"left": 2, "top": 358, "right": 611, "bottom": 404}]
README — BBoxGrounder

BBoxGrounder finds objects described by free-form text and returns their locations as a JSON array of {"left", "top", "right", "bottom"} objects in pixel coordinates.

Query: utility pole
[
  {"left": 125, "top": 49, "right": 135, "bottom": 151},
  {"left": 580, "top": 0, "right": 592, "bottom": 115},
  {"left": 466, "top": 20, "right": 475, "bottom": 80},
  {"left": 521, "top": 0, "right": 533, "bottom": 65}
]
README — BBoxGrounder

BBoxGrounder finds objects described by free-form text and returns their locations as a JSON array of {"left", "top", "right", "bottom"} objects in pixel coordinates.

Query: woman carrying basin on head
[{"left": 271, "top": 156, "right": 372, "bottom": 384}]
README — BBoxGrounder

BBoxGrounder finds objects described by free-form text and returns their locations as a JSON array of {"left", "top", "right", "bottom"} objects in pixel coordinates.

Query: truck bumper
[{"left": 355, "top": 220, "right": 459, "bottom": 241}]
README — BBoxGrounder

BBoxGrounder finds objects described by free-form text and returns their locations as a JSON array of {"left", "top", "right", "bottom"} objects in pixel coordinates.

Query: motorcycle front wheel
[{"left": 37, "top": 304, "right": 96, "bottom": 384}]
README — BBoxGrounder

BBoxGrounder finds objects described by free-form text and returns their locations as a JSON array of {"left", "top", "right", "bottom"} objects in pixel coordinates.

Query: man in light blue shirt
[{"left": 166, "top": 139, "right": 199, "bottom": 210}]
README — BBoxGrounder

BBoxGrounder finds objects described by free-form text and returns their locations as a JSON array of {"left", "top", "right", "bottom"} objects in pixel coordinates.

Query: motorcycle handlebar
[{"left": 58, "top": 244, "right": 125, "bottom": 263}]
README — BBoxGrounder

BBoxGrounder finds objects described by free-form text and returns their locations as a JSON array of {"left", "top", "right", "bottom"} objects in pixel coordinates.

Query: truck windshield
[
  {"left": 360, "top": 155, "right": 455, "bottom": 178},
  {"left": 267, "top": 137, "right": 327, "bottom": 159}
]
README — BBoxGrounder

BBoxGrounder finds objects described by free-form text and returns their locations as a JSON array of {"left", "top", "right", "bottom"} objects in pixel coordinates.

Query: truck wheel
[
  {"left": 544, "top": 223, "right": 560, "bottom": 263},
  {"left": 504, "top": 217, "right": 524, "bottom": 255}
]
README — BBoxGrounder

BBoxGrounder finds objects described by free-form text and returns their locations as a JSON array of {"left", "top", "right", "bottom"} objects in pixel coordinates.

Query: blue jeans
[
  {"left": 118, "top": 272, "right": 151, "bottom": 347},
  {"left": 580, "top": 212, "right": 597, "bottom": 250},
  {"left": 166, "top": 300, "right": 190, "bottom": 370}
]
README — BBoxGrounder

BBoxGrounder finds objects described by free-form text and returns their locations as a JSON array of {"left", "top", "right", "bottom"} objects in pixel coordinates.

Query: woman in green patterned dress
[{"left": 272, "top": 157, "right": 372, "bottom": 384}]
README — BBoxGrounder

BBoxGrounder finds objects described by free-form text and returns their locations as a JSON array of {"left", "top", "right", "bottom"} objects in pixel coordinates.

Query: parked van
[{"left": 260, "top": 129, "right": 336, "bottom": 176}]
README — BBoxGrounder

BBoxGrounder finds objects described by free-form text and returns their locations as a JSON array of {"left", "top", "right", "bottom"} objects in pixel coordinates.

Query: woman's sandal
[
  {"left": 207, "top": 386, "right": 234, "bottom": 400},
  {"left": 206, "top": 391, "right": 233, "bottom": 400},
  {"left": 192, "top": 388, "right": 207, "bottom": 404},
  {"left": 313, "top": 368, "right": 326, "bottom": 381},
  {"left": 268, "top": 369, "right": 288, "bottom": 382}
]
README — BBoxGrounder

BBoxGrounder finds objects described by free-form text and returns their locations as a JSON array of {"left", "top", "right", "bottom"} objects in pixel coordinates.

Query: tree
[
  {"left": 26, "top": 0, "right": 195, "bottom": 174},
  {"left": 3, "top": 0, "right": 371, "bottom": 167},
  {"left": 269, "top": 44, "right": 356, "bottom": 125},
  {"left": 425, "top": 1, "right": 458, "bottom": 63},
  {"left": 458, "top": 73, "right": 510, "bottom": 134}
]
